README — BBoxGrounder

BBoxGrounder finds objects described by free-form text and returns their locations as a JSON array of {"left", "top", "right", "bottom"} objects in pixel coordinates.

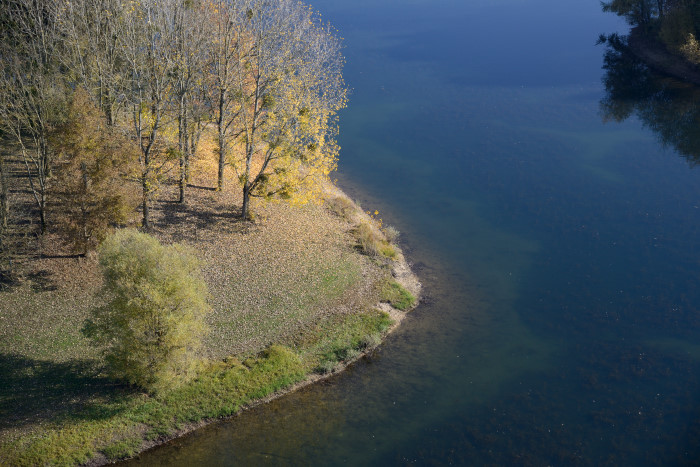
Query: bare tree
[
  {"left": 0, "top": 140, "right": 8, "bottom": 233},
  {"left": 121, "top": 0, "right": 179, "bottom": 230},
  {"left": 56, "top": 0, "right": 127, "bottom": 126},
  {"left": 173, "top": 0, "right": 210, "bottom": 203},
  {"left": 0, "top": 0, "right": 65, "bottom": 234}
]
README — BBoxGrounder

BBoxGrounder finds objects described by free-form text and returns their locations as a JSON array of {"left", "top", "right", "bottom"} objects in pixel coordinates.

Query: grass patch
[
  {"left": 301, "top": 308, "right": 394, "bottom": 374},
  {"left": 102, "top": 435, "right": 142, "bottom": 461},
  {"left": 0, "top": 344, "right": 307, "bottom": 466},
  {"left": 382, "top": 280, "right": 416, "bottom": 311}
]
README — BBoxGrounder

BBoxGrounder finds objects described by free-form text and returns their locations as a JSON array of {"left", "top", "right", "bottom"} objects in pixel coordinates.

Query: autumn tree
[
  {"left": 84, "top": 229, "right": 210, "bottom": 394},
  {"left": 50, "top": 89, "right": 139, "bottom": 254},
  {"left": 230, "top": 0, "right": 347, "bottom": 219},
  {"left": 203, "top": 0, "right": 246, "bottom": 192}
]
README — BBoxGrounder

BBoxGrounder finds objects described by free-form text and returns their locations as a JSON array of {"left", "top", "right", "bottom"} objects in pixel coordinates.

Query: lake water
[{"left": 128, "top": 1, "right": 700, "bottom": 465}]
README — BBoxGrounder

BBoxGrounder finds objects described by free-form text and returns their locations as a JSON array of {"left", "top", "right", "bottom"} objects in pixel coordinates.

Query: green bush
[{"left": 83, "top": 229, "right": 211, "bottom": 394}]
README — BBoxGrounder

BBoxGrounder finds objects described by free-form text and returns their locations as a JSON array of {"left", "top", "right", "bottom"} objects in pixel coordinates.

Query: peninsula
[{"left": 0, "top": 0, "right": 421, "bottom": 464}]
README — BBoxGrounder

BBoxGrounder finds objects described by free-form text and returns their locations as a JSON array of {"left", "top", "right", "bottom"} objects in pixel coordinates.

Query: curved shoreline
[
  {"left": 91, "top": 185, "right": 422, "bottom": 466},
  {"left": 627, "top": 27, "right": 700, "bottom": 85}
]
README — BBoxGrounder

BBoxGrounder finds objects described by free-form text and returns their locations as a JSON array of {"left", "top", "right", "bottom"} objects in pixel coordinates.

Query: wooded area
[{"left": 0, "top": 0, "right": 346, "bottom": 273}]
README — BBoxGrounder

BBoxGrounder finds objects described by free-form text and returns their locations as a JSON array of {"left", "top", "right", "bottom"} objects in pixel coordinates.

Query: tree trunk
[
  {"left": 142, "top": 174, "right": 150, "bottom": 230},
  {"left": 241, "top": 142, "right": 253, "bottom": 220},
  {"left": 39, "top": 191, "right": 46, "bottom": 235},
  {"left": 0, "top": 153, "right": 8, "bottom": 232},
  {"left": 242, "top": 182, "right": 250, "bottom": 220},
  {"left": 217, "top": 89, "right": 226, "bottom": 191},
  {"left": 142, "top": 149, "right": 151, "bottom": 230},
  {"left": 178, "top": 94, "right": 186, "bottom": 203}
]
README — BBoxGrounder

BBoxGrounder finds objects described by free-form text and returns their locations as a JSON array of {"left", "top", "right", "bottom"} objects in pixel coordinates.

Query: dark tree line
[
  {"left": 600, "top": 34, "right": 700, "bottom": 166},
  {"left": 603, "top": 0, "right": 700, "bottom": 58}
]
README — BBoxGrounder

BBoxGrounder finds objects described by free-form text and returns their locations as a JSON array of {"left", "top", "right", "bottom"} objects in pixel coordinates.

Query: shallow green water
[{"left": 128, "top": 1, "right": 700, "bottom": 465}]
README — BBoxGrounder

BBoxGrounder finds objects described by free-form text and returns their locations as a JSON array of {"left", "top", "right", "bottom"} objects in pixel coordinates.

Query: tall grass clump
[{"left": 354, "top": 221, "right": 396, "bottom": 258}]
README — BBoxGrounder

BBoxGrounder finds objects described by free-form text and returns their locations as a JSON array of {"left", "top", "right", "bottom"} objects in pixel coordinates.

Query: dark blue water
[{"left": 129, "top": 1, "right": 700, "bottom": 465}]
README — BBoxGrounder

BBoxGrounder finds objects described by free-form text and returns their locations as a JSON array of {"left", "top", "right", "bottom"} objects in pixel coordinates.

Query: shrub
[
  {"left": 50, "top": 89, "right": 139, "bottom": 254},
  {"left": 316, "top": 359, "right": 337, "bottom": 374},
  {"left": 354, "top": 221, "right": 383, "bottom": 256},
  {"left": 83, "top": 229, "right": 211, "bottom": 394},
  {"left": 383, "top": 225, "right": 400, "bottom": 243}
]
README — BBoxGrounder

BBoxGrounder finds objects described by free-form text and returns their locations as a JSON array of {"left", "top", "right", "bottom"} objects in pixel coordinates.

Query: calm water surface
[{"left": 129, "top": 0, "right": 700, "bottom": 464}]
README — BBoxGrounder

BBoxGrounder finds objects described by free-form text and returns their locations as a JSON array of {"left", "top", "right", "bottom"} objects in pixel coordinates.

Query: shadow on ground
[{"left": 0, "top": 354, "right": 134, "bottom": 430}]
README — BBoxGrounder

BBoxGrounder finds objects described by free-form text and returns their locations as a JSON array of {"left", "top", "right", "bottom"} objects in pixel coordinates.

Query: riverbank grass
[{"left": 382, "top": 280, "right": 416, "bottom": 311}]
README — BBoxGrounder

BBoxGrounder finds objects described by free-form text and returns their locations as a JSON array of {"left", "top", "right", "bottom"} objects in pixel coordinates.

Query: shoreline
[{"left": 91, "top": 183, "right": 422, "bottom": 466}]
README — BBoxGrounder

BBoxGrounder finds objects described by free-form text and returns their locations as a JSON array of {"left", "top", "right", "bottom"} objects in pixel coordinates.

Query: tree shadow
[
  {"left": 0, "top": 354, "right": 134, "bottom": 430},
  {"left": 25, "top": 269, "right": 58, "bottom": 291},
  {"left": 187, "top": 183, "right": 217, "bottom": 191},
  {"left": 152, "top": 192, "right": 252, "bottom": 243}
]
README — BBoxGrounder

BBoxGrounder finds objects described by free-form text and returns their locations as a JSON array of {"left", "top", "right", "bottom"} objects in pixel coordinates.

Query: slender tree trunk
[
  {"left": 178, "top": 94, "right": 186, "bottom": 203},
  {"left": 40, "top": 135, "right": 51, "bottom": 179},
  {"left": 142, "top": 145, "right": 151, "bottom": 230},
  {"left": 142, "top": 170, "right": 150, "bottom": 230},
  {"left": 0, "top": 153, "right": 8, "bottom": 232},
  {"left": 217, "top": 88, "right": 226, "bottom": 191},
  {"left": 241, "top": 183, "right": 250, "bottom": 219},
  {"left": 104, "top": 87, "right": 115, "bottom": 126},
  {"left": 241, "top": 142, "right": 253, "bottom": 219},
  {"left": 39, "top": 191, "right": 46, "bottom": 235}
]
